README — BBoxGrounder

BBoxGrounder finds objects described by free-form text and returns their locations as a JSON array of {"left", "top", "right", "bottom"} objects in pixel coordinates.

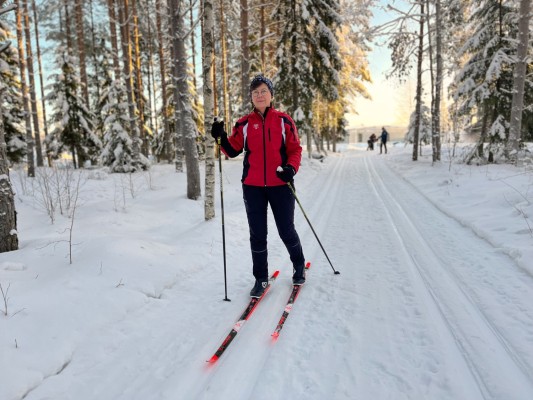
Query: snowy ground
[{"left": 1, "top": 143, "right": 533, "bottom": 400}]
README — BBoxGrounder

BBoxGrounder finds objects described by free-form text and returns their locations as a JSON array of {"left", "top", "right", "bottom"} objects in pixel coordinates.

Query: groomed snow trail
[{"left": 20, "top": 149, "right": 533, "bottom": 400}]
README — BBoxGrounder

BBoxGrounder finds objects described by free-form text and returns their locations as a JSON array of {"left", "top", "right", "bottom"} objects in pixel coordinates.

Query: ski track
[
  {"left": 20, "top": 150, "right": 533, "bottom": 400},
  {"left": 364, "top": 154, "right": 533, "bottom": 399}
]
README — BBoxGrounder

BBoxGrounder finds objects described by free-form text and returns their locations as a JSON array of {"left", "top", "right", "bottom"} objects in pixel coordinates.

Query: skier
[
  {"left": 367, "top": 133, "right": 377, "bottom": 150},
  {"left": 380, "top": 127, "right": 389, "bottom": 154},
  {"left": 210, "top": 74, "right": 307, "bottom": 298}
]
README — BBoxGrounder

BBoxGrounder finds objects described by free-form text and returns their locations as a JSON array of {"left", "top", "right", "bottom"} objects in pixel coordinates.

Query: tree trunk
[
  {"left": 63, "top": 0, "right": 74, "bottom": 57},
  {"left": 74, "top": 0, "right": 89, "bottom": 106},
  {"left": 0, "top": 111, "right": 19, "bottom": 252},
  {"left": 31, "top": 0, "right": 49, "bottom": 163},
  {"left": 203, "top": 0, "right": 216, "bottom": 220},
  {"left": 168, "top": 0, "right": 184, "bottom": 172},
  {"left": 425, "top": 0, "right": 436, "bottom": 161},
  {"left": 189, "top": 0, "right": 198, "bottom": 107},
  {"left": 507, "top": 0, "right": 531, "bottom": 158},
  {"left": 219, "top": 0, "right": 230, "bottom": 124},
  {"left": 143, "top": 0, "right": 157, "bottom": 139},
  {"left": 118, "top": 0, "right": 141, "bottom": 164},
  {"left": 155, "top": 0, "right": 172, "bottom": 162},
  {"left": 89, "top": 0, "right": 102, "bottom": 104},
  {"left": 412, "top": 0, "right": 424, "bottom": 162},
  {"left": 240, "top": 0, "right": 250, "bottom": 111},
  {"left": 15, "top": 0, "right": 35, "bottom": 177},
  {"left": 106, "top": 0, "right": 121, "bottom": 80},
  {"left": 433, "top": 0, "right": 442, "bottom": 162},
  {"left": 131, "top": 0, "right": 147, "bottom": 155},
  {"left": 22, "top": 0, "right": 43, "bottom": 166},
  {"left": 171, "top": 0, "right": 201, "bottom": 199}
]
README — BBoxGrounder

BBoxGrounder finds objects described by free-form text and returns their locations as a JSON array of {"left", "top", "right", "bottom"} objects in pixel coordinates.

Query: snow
[{"left": 1, "top": 143, "right": 533, "bottom": 400}]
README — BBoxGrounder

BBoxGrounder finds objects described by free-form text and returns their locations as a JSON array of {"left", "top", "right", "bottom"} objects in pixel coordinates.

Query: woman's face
[{"left": 251, "top": 83, "right": 272, "bottom": 113}]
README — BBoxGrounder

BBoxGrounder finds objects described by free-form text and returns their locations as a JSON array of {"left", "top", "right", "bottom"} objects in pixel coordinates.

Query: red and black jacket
[{"left": 220, "top": 107, "right": 302, "bottom": 187}]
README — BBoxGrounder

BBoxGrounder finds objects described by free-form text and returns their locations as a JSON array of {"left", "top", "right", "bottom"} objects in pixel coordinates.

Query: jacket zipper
[{"left": 262, "top": 117, "right": 267, "bottom": 186}]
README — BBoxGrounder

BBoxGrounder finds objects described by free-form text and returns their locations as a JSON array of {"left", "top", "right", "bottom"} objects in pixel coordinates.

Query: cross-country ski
[
  {"left": 208, "top": 270, "right": 280, "bottom": 363},
  {"left": 272, "top": 262, "right": 311, "bottom": 339}
]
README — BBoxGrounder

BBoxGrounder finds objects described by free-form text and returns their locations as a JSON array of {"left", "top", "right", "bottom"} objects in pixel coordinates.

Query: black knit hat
[{"left": 250, "top": 74, "right": 274, "bottom": 97}]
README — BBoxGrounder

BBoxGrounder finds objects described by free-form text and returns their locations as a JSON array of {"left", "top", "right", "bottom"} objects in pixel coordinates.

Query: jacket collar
[{"left": 253, "top": 106, "right": 271, "bottom": 119}]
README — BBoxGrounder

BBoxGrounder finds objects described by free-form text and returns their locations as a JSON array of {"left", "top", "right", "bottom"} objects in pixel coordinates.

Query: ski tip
[
  {"left": 271, "top": 332, "right": 279, "bottom": 340},
  {"left": 207, "top": 355, "right": 219, "bottom": 363},
  {"left": 305, "top": 261, "right": 311, "bottom": 268},
  {"left": 272, "top": 270, "right": 280, "bottom": 278}
]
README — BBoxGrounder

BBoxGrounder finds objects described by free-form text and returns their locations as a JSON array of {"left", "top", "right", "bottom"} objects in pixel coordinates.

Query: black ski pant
[
  {"left": 242, "top": 184, "right": 305, "bottom": 281},
  {"left": 380, "top": 141, "right": 387, "bottom": 154}
]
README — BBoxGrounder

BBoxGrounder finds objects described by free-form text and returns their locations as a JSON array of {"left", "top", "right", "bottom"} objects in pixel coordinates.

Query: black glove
[
  {"left": 211, "top": 119, "right": 226, "bottom": 141},
  {"left": 276, "top": 165, "right": 296, "bottom": 182}
]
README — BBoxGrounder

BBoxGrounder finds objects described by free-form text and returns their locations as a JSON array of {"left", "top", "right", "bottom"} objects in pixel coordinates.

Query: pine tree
[
  {"left": 45, "top": 51, "right": 101, "bottom": 168},
  {"left": 507, "top": 0, "right": 532, "bottom": 157},
  {"left": 273, "top": 0, "right": 342, "bottom": 156},
  {"left": 0, "top": 1, "right": 19, "bottom": 253},
  {"left": 101, "top": 79, "right": 149, "bottom": 172},
  {"left": 451, "top": 0, "right": 518, "bottom": 162},
  {"left": 91, "top": 37, "right": 115, "bottom": 142},
  {"left": 406, "top": 104, "right": 432, "bottom": 146}
]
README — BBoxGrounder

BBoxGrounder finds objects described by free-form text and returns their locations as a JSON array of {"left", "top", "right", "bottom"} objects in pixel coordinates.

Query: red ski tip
[
  {"left": 272, "top": 270, "right": 280, "bottom": 278},
  {"left": 305, "top": 262, "right": 311, "bottom": 268},
  {"left": 208, "top": 355, "right": 219, "bottom": 363},
  {"left": 271, "top": 332, "right": 279, "bottom": 340}
]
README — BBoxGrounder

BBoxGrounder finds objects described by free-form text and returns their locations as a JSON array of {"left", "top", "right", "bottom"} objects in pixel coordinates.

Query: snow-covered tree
[
  {"left": 273, "top": 0, "right": 343, "bottom": 156},
  {"left": 507, "top": 0, "right": 532, "bottom": 156},
  {"left": 405, "top": 103, "right": 431, "bottom": 145},
  {"left": 0, "top": 19, "right": 26, "bottom": 164},
  {"left": 91, "top": 37, "right": 115, "bottom": 142},
  {"left": 100, "top": 79, "right": 150, "bottom": 173},
  {"left": 451, "top": 0, "right": 526, "bottom": 162},
  {"left": 0, "top": 1, "right": 19, "bottom": 253},
  {"left": 45, "top": 50, "right": 101, "bottom": 168}
]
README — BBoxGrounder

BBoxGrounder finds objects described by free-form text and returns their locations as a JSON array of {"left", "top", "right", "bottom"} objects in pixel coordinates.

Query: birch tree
[{"left": 203, "top": 0, "right": 216, "bottom": 219}]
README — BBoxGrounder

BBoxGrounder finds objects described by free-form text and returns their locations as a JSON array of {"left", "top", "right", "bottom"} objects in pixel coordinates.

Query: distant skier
[
  {"left": 367, "top": 133, "right": 377, "bottom": 151},
  {"left": 210, "top": 74, "right": 306, "bottom": 298},
  {"left": 380, "top": 127, "right": 389, "bottom": 154}
]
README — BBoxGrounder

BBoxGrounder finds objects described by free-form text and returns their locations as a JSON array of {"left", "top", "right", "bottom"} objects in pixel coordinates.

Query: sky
[
  {"left": 346, "top": 1, "right": 414, "bottom": 129},
  {"left": 2, "top": 143, "right": 533, "bottom": 399}
]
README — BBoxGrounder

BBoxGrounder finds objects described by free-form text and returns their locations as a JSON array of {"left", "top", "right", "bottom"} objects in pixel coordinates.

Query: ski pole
[
  {"left": 217, "top": 126, "right": 231, "bottom": 302},
  {"left": 287, "top": 182, "right": 340, "bottom": 275}
]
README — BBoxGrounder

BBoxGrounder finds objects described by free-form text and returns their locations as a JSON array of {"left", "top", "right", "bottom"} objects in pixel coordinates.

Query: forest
[{"left": 0, "top": 0, "right": 531, "bottom": 253}]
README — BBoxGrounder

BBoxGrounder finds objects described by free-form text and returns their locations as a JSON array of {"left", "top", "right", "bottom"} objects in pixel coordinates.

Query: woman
[{"left": 211, "top": 74, "right": 306, "bottom": 298}]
